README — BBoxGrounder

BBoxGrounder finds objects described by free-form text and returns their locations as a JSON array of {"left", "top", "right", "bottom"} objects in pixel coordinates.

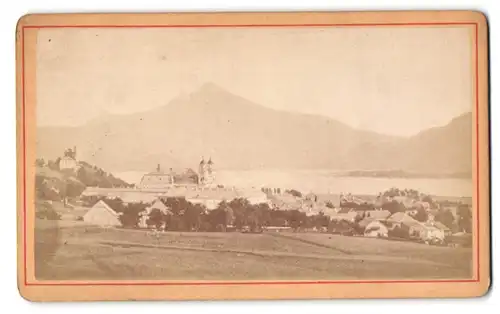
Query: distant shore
[
  {"left": 338, "top": 170, "right": 472, "bottom": 180},
  {"left": 113, "top": 168, "right": 473, "bottom": 181}
]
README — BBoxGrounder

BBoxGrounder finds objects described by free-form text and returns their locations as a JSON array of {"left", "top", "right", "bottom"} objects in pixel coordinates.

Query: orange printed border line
[{"left": 20, "top": 21, "right": 481, "bottom": 287}]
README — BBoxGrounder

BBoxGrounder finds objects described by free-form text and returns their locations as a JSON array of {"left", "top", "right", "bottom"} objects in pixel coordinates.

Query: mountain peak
[
  {"left": 184, "top": 82, "right": 256, "bottom": 112},
  {"left": 196, "top": 82, "right": 229, "bottom": 95}
]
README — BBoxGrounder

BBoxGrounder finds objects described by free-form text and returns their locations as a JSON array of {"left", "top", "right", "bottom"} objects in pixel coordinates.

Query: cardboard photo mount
[{"left": 16, "top": 11, "right": 490, "bottom": 301}]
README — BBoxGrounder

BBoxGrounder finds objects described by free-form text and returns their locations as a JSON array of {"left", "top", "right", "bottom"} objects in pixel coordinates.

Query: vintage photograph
[{"left": 33, "top": 25, "right": 475, "bottom": 282}]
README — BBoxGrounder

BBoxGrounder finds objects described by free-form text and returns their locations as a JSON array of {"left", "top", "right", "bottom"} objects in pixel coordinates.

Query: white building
[
  {"left": 59, "top": 147, "right": 79, "bottom": 171},
  {"left": 83, "top": 200, "right": 121, "bottom": 227}
]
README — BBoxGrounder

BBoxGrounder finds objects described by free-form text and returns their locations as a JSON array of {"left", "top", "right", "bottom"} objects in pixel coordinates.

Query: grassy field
[{"left": 35, "top": 219, "right": 472, "bottom": 281}]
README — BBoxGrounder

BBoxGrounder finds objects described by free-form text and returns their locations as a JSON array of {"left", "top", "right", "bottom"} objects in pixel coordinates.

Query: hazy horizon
[
  {"left": 37, "top": 81, "right": 472, "bottom": 138},
  {"left": 36, "top": 26, "right": 473, "bottom": 136}
]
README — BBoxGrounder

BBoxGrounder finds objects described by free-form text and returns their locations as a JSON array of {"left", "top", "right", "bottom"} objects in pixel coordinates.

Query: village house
[
  {"left": 138, "top": 199, "right": 173, "bottom": 229},
  {"left": 330, "top": 208, "right": 359, "bottom": 223},
  {"left": 386, "top": 212, "right": 424, "bottom": 239},
  {"left": 364, "top": 220, "right": 389, "bottom": 238},
  {"left": 419, "top": 223, "right": 445, "bottom": 243},
  {"left": 386, "top": 212, "right": 447, "bottom": 243},
  {"left": 83, "top": 200, "right": 121, "bottom": 227}
]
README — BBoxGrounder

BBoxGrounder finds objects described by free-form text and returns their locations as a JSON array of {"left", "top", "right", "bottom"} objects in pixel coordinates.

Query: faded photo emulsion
[{"left": 33, "top": 25, "right": 474, "bottom": 282}]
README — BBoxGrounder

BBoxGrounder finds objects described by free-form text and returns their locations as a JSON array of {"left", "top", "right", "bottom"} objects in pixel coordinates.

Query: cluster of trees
[
  {"left": 285, "top": 189, "right": 302, "bottom": 198},
  {"left": 35, "top": 175, "right": 86, "bottom": 203},
  {"left": 35, "top": 201, "right": 61, "bottom": 220},
  {"left": 76, "top": 161, "right": 132, "bottom": 188},
  {"left": 83, "top": 196, "right": 331, "bottom": 233},
  {"left": 382, "top": 187, "right": 431, "bottom": 201},
  {"left": 456, "top": 203, "right": 473, "bottom": 233}
]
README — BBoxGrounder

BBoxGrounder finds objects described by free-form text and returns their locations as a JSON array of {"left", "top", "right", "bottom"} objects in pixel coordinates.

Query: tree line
[
  {"left": 80, "top": 187, "right": 472, "bottom": 234},
  {"left": 82, "top": 196, "right": 330, "bottom": 232}
]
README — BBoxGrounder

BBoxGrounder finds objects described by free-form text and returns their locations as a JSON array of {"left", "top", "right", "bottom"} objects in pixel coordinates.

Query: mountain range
[{"left": 36, "top": 83, "right": 472, "bottom": 177}]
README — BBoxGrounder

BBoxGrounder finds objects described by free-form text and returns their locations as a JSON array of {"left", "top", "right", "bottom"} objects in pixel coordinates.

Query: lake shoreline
[{"left": 112, "top": 170, "right": 473, "bottom": 198}]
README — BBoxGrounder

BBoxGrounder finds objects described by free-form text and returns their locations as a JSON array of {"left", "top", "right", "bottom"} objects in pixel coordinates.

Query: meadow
[{"left": 35, "top": 220, "right": 472, "bottom": 281}]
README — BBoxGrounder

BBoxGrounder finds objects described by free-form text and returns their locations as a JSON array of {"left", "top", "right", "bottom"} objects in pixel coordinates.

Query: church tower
[
  {"left": 198, "top": 157, "right": 205, "bottom": 185},
  {"left": 205, "top": 157, "right": 216, "bottom": 185}
]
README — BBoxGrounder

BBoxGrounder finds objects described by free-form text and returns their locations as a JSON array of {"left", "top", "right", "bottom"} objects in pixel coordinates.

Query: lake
[{"left": 114, "top": 169, "right": 473, "bottom": 198}]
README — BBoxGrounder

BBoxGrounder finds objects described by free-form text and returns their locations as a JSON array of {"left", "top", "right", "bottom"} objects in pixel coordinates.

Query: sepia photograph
[{"left": 17, "top": 11, "right": 490, "bottom": 301}]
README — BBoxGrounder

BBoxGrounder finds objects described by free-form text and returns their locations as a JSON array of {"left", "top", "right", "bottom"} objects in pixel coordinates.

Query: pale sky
[{"left": 36, "top": 26, "right": 473, "bottom": 136}]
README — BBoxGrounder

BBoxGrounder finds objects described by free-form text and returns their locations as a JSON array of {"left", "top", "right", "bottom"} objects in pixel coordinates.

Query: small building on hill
[
  {"left": 59, "top": 147, "right": 79, "bottom": 172},
  {"left": 83, "top": 200, "right": 121, "bottom": 227}
]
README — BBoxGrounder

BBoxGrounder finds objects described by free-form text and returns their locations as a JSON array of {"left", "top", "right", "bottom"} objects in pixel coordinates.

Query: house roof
[
  {"left": 330, "top": 211, "right": 358, "bottom": 221},
  {"left": 147, "top": 199, "right": 172, "bottom": 215},
  {"left": 428, "top": 221, "right": 451, "bottom": 231},
  {"left": 140, "top": 168, "right": 198, "bottom": 185},
  {"left": 61, "top": 155, "right": 76, "bottom": 161},
  {"left": 121, "top": 193, "right": 158, "bottom": 204},
  {"left": 365, "top": 220, "right": 389, "bottom": 230},
  {"left": 365, "top": 210, "right": 391, "bottom": 220},
  {"left": 150, "top": 199, "right": 168, "bottom": 211},
  {"left": 338, "top": 208, "right": 352, "bottom": 214},
  {"left": 91, "top": 200, "right": 119, "bottom": 217},
  {"left": 387, "top": 212, "right": 421, "bottom": 227},
  {"left": 186, "top": 189, "right": 239, "bottom": 200}
]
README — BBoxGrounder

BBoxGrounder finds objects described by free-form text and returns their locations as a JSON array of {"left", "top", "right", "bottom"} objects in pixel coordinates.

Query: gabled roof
[
  {"left": 330, "top": 211, "right": 358, "bottom": 221},
  {"left": 91, "top": 200, "right": 119, "bottom": 217},
  {"left": 121, "top": 193, "right": 157, "bottom": 204},
  {"left": 365, "top": 220, "right": 389, "bottom": 230},
  {"left": 365, "top": 210, "right": 391, "bottom": 220},
  {"left": 150, "top": 199, "right": 168, "bottom": 211},
  {"left": 147, "top": 199, "right": 172, "bottom": 215},
  {"left": 387, "top": 212, "right": 421, "bottom": 227}
]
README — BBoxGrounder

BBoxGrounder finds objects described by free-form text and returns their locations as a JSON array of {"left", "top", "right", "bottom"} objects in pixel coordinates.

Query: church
[
  {"left": 59, "top": 146, "right": 79, "bottom": 172},
  {"left": 198, "top": 157, "right": 216, "bottom": 186},
  {"left": 82, "top": 156, "right": 269, "bottom": 210},
  {"left": 138, "top": 157, "right": 216, "bottom": 189}
]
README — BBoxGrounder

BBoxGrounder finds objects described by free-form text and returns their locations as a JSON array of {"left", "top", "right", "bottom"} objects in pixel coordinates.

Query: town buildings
[{"left": 81, "top": 157, "right": 269, "bottom": 210}]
